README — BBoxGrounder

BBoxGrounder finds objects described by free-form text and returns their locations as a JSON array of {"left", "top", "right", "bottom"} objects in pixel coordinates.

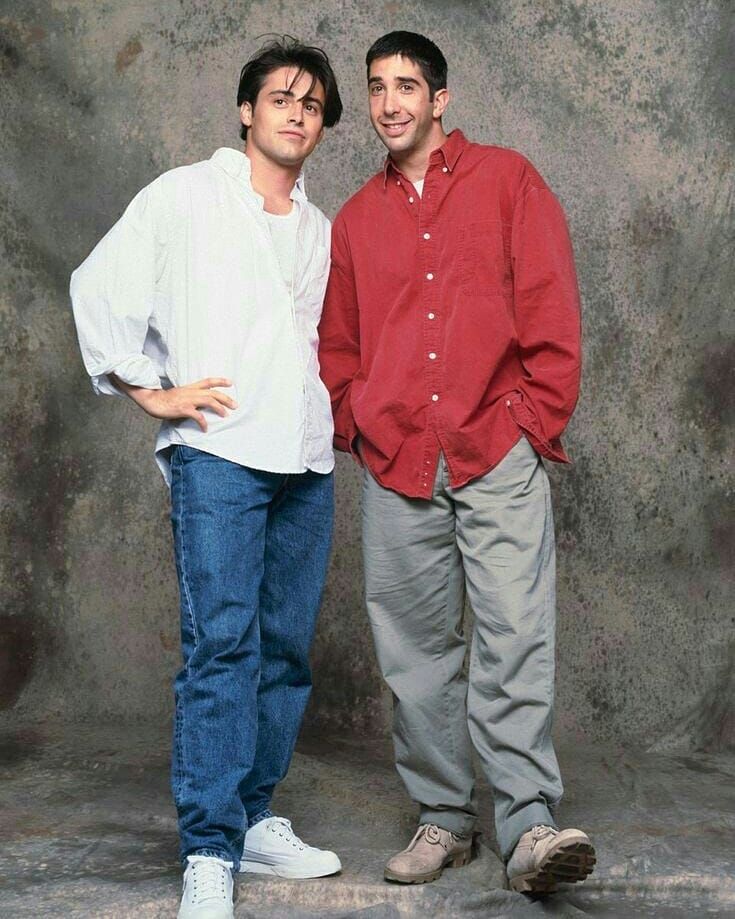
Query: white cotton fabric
[
  {"left": 70, "top": 147, "right": 335, "bottom": 485},
  {"left": 265, "top": 206, "right": 300, "bottom": 290}
]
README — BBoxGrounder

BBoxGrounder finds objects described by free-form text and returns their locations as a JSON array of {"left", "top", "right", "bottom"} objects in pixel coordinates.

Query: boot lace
[
  {"left": 531, "top": 825, "right": 558, "bottom": 847},
  {"left": 412, "top": 823, "right": 461, "bottom": 851}
]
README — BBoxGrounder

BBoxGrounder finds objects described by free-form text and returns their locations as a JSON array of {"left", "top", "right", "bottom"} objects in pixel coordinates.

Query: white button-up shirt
[{"left": 70, "top": 147, "right": 335, "bottom": 484}]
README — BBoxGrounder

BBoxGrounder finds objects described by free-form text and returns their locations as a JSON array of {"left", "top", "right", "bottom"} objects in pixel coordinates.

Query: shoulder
[
  {"left": 126, "top": 159, "right": 211, "bottom": 222},
  {"left": 462, "top": 141, "right": 550, "bottom": 194},
  {"left": 151, "top": 158, "right": 216, "bottom": 199}
]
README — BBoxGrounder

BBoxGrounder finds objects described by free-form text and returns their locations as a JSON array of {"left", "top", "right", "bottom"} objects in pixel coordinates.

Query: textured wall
[{"left": 1, "top": 1, "right": 732, "bottom": 750}]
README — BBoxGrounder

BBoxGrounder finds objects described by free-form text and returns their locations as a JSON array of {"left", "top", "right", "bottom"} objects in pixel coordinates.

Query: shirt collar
[
  {"left": 382, "top": 129, "right": 468, "bottom": 188},
  {"left": 211, "top": 147, "right": 308, "bottom": 203}
]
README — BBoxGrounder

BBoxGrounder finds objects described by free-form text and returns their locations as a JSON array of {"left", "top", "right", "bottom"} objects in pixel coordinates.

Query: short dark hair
[
  {"left": 366, "top": 31, "right": 447, "bottom": 99},
  {"left": 237, "top": 35, "right": 343, "bottom": 140}
]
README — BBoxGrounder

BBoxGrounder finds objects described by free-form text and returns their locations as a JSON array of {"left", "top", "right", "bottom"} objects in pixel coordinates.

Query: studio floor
[{"left": 1, "top": 720, "right": 733, "bottom": 918}]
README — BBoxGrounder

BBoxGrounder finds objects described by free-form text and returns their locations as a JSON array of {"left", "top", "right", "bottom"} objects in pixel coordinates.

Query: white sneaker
[
  {"left": 178, "top": 855, "right": 234, "bottom": 918},
  {"left": 240, "top": 815, "right": 342, "bottom": 878}
]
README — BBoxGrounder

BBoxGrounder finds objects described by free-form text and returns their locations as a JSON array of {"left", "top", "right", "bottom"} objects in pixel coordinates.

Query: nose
[
  {"left": 287, "top": 103, "right": 304, "bottom": 125},
  {"left": 382, "top": 88, "right": 401, "bottom": 117}
]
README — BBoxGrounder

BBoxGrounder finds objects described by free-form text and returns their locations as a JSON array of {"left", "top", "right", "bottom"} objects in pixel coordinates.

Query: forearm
[{"left": 109, "top": 372, "right": 160, "bottom": 413}]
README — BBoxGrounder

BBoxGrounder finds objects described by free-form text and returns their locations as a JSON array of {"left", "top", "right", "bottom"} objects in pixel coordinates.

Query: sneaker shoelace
[
  {"left": 187, "top": 856, "right": 231, "bottom": 903},
  {"left": 268, "top": 817, "right": 307, "bottom": 851}
]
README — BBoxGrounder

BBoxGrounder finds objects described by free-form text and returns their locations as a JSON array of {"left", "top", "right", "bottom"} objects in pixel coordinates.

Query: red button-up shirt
[{"left": 318, "top": 129, "right": 581, "bottom": 499}]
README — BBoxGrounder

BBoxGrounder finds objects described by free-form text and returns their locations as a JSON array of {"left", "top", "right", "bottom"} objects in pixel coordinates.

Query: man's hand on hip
[{"left": 111, "top": 375, "right": 237, "bottom": 432}]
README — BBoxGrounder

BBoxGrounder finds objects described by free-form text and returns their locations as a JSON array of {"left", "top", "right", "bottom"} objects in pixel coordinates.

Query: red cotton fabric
[{"left": 318, "top": 129, "right": 582, "bottom": 499}]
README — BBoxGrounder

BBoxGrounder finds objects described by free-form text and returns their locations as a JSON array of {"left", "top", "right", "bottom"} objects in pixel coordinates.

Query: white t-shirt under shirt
[
  {"left": 414, "top": 178, "right": 425, "bottom": 197},
  {"left": 265, "top": 204, "right": 300, "bottom": 289}
]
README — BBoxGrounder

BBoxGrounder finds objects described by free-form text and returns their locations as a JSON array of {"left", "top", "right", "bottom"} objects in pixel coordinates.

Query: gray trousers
[{"left": 361, "top": 436, "right": 563, "bottom": 860}]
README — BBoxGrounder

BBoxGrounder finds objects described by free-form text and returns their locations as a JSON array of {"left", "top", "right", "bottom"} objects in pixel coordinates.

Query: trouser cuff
[
  {"left": 248, "top": 807, "right": 275, "bottom": 829},
  {"left": 419, "top": 807, "right": 477, "bottom": 838},
  {"left": 182, "top": 846, "right": 236, "bottom": 869},
  {"left": 499, "top": 802, "right": 558, "bottom": 861}
]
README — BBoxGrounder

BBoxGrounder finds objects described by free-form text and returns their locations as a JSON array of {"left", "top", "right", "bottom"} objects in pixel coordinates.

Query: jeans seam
[
  {"left": 178, "top": 457, "right": 200, "bottom": 652},
  {"left": 173, "top": 449, "right": 198, "bottom": 805}
]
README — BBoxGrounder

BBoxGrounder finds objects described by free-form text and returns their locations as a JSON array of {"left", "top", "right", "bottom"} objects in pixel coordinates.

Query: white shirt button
[
  {"left": 408, "top": 196, "right": 414, "bottom": 203},
  {"left": 423, "top": 232, "right": 431, "bottom": 240},
  {"left": 442, "top": 166, "right": 448, "bottom": 173},
  {"left": 428, "top": 312, "right": 435, "bottom": 319},
  {"left": 429, "top": 352, "right": 437, "bottom": 360},
  {"left": 432, "top": 394, "right": 439, "bottom": 401},
  {"left": 426, "top": 273, "right": 434, "bottom": 280},
  {"left": 396, "top": 180, "right": 400, "bottom": 186},
  {"left": 506, "top": 399, "right": 511, "bottom": 406}
]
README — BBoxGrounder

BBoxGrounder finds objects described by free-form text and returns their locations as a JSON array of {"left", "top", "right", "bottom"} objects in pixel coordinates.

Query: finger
[
  {"left": 189, "top": 410, "right": 208, "bottom": 432},
  {"left": 199, "top": 377, "right": 232, "bottom": 389},
  {"left": 202, "top": 396, "right": 228, "bottom": 417},
  {"left": 209, "top": 390, "right": 238, "bottom": 409}
]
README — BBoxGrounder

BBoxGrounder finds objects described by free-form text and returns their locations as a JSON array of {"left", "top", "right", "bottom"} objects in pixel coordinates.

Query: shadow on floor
[{"left": 0, "top": 721, "right": 733, "bottom": 917}]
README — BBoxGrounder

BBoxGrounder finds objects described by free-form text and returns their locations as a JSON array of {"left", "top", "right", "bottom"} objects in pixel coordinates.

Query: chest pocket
[{"left": 459, "top": 220, "right": 512, "bottom": 296}]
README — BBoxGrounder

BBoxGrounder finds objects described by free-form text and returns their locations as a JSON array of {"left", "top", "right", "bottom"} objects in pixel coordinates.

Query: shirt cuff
[
  {"left": 90, "top": 354, "right": 163, "bottom": 397},
  {"left": 334, "top": 423, "right": 362, "bottom": 464},
  {"left": 507, "top": 390, "right": 571, "bottom": 464}
]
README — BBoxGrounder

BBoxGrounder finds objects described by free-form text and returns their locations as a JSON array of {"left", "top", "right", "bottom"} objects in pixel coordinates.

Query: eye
[
  {"left": 400, "top": 83, "right": 414, "bottom": 92},
  {"left": 274, "top": 97, "right": 286, "bottom": 105},
  {"left": 370, "top": 84, "right": 384, "bottom": 95},
  {"left": 305, "top": 103, "right": 317, "bottom": 113}
]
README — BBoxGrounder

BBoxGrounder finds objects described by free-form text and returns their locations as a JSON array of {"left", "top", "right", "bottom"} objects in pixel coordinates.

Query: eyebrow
[
  {"left": 268, "top": 89, "right": 323, "bottom": 109},
  {"left": 368, "top": 76, "right": 421, "bottom": 86}
]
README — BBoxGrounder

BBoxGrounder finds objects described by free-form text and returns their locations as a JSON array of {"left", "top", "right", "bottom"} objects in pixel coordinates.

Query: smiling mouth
[
  {"left": 280, "top": 131, "right": 306, "bottom": 140},
  {"left": 381, "top": 121, "right": 412, "bottom": 136}
]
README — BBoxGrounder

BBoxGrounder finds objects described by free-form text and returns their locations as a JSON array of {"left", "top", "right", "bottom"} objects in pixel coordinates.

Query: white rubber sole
[{"left": 239, "top": 853, "right": 342, "bottom": 878}]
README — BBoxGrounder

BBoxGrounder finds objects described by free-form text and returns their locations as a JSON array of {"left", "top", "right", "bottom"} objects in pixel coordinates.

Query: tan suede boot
[
  {"left": 384, "top": 824, "right": 473, "bottom": 884},
  {"left": 506, "top": 825, "right": 595, "bottom": 894}
]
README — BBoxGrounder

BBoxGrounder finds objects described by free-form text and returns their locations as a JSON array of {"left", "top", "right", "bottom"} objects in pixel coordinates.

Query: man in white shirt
[{"left": 70, "top": 38, "right": 343, "bottom": 919}]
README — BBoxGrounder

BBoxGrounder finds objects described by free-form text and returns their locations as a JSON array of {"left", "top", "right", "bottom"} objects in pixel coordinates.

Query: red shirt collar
[{"left": 382, "top": 129, "right": 468, "bottom": 187}]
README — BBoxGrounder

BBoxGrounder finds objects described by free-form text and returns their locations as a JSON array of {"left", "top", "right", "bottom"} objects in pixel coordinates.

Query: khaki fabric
[{"left": 361, "top": 436, "right": 563, "bottom": 859}]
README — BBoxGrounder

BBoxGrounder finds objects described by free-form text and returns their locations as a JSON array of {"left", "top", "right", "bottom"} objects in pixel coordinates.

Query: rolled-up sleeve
[{"left": 70, "top": 181, "right": 164, "bottom": 396}]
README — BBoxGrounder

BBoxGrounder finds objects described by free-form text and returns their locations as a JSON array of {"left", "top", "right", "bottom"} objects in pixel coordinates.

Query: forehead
[
  {"left": 368, "top": 54, "right": 426, "bottom": 84},
  {"left": 260, "top": 65, "right": 326, "bottom": 100}
]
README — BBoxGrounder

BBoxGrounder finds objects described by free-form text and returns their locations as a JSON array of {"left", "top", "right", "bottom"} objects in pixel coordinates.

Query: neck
[
  {"left": 391, "top": 124, "right": 449, "bottom": 183},
  {"left": 244, "top": 143, "right": 301, "bottom": 211}
]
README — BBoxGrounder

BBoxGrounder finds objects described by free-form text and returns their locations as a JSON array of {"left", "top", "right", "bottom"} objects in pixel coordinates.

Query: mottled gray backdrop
[{"left": 1, "top": 1, "right": 733, "bottom": 752}]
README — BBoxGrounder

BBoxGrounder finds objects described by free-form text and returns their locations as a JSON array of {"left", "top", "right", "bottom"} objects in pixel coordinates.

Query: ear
[
  {"left": 239, "top": 101, "right": 253, "bottom": 129},
  {"left": 432, "top": 88, "right": 449, "bottom": 120}
]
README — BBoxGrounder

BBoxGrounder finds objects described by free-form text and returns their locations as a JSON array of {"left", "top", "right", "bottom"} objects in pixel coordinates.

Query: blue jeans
[{"left": 169, "top": 445, "right": 334, "bottom": 868}]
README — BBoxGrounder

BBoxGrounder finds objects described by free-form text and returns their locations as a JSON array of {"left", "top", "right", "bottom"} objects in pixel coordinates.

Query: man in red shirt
[{"left": 318, "top": 31, "right": 595, "bottom": 894}]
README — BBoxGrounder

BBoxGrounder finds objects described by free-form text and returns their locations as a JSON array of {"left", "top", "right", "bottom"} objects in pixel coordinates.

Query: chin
[{"left": 383, "top": 135, "right": 414, "bottom": 154}]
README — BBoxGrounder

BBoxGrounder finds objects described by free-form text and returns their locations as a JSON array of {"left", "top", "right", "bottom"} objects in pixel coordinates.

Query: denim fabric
[
  {"left": 169, "top": 445, "right": 334, "bottom": 868},
  {"left": 248, "top": 808, "right": 275, "bottom": 829}
]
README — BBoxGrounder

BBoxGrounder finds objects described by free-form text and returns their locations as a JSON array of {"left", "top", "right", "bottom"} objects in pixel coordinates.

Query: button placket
[{"left": 419, "top": 192, "right": 442, "bottom": 436}]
